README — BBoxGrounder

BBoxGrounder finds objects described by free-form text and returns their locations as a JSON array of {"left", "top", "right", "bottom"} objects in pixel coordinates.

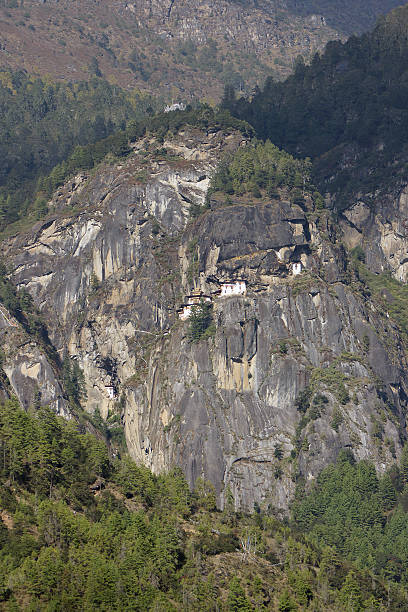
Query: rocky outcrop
[
  {"left": 340, "top": 187, "right": 408, "bottom": 283},
  {"left": 124, "top": 198, "right": 408, "bottom": 513},
  {"left": 0, "top": 306, "right": 71, "bottom": 417},
  {"left": 125, "top": 282, "right": 406, "bottom": 513},
  {"left": 124, "top": 0, "right": 336, "bottom": 54},
  {"left": 2, "top": 127, "right": 408, "bottom": 512},
  {"left": 2, "top": 128, "right": 244, "bottom": 419}
]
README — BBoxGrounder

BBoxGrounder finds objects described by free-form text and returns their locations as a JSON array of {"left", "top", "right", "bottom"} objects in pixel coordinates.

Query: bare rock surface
[{"left": 2, "top": 127, "right": 408, "bottom": 512}]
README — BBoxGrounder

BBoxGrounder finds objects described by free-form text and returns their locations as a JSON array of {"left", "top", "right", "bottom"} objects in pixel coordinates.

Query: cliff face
[
  {"left": 124, "top": 193, "right": 408, "bottom": 513},
  {"left": 0, "top": 306, "right": 70, "bottom": 417},
  {"left": 340, "top": 188, "right": 408, "bottom": 283},
  {"left": 2, "top": 128, "right": 408, "bottom": 511},
  {"left": 1, "top": 128, "right": 243, "bottom": 418}
]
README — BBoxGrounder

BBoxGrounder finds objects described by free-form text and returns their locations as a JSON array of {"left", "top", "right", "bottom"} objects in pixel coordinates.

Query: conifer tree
[
  {"left": 227, "top": 577, "right": 253, "bottom": 612},
  {"left": 339, "top": 571, "right": 363, "bottom": 611}
]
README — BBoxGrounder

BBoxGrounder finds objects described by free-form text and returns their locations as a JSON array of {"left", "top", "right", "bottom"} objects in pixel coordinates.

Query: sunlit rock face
[
  {"left": 2, "top": 127, "right": 408, "bottom": 512},
  {"left": 340, "top": 187, "right": 408, "bottom": 283}
]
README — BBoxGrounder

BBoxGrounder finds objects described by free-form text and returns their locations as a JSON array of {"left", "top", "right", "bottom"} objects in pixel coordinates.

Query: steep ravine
[{"left": 2, "top": 127, "right": 408, "bottom": 512}]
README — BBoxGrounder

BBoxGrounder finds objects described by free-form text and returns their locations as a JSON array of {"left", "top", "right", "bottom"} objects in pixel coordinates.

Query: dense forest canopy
[
  {"left": 207, "top": 139, "right": 324, "bottom": 209},
  {"left": 293, "top": 449, "right": 408, "bottom": 587},
  {"left": 225, "top": 4, "right": 408, "bottom": 209},
  {"left": 1, "top": 400, "right": 408, "bottom": 610}
]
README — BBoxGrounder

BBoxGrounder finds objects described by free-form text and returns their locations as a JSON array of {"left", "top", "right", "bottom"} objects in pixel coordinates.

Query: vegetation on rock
[
  {"left": 350, "top": 248, "right": 408, "bottom": 342},
  {"left": 0, "top": 71, "right": 158, "bottom": 230},
  {"left": 188, "top": 300, "right": 215, "bottom": 342},
  {"left": 207, "top": 140, "right": 322, "bottom": 207},
  {"left": 0, "top": 261, "right": 55, "bottom": 361},
  {"left": 0, "top": 86, "right": 252, "bottom": 234}
]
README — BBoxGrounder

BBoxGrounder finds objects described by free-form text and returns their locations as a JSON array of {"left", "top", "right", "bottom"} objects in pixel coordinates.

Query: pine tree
[
  {"left": 339, "top": 571, "right": 363, "bottom": 612},
  {"left": 194, "top": 478, "right": 217, "bottom": 511},
  {"left": 227, "top": 577, "right": 253, "bottom": 612},
  {"left": 62, "top": 357, "right": 87, "bottom": 407},
  {"left": 401, "top": 444, "right": 408, "bottom": 486},
  {"left": 278, "top": 589, "right": 296, "bottom": 612},
  {"left": 379, "top": 473, "right": 397, "bottom": 510}
]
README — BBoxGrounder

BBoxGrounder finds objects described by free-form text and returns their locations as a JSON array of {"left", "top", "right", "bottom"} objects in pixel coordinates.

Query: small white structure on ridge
[
  {"left": 105, "top": 385, "right": 116, "bottom": 400},
  {"left": 292, "top": 262, "right": 302, "bottom": 276},
  {"left": 220, "top": 280, "right": 247, "bottom": 297},
  {"left": 164, "top": 102, "right": 186, "bottom": 113}
]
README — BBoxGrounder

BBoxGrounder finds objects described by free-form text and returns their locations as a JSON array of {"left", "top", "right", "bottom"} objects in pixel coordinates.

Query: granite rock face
[
  {"left": 124, "top": 0, "right": 337, "bottom": 55},
  {"left": 0, "top": 306, "right": 71, "bottom": 417},
  {"left": 341, "top": 187, "right": 408, "bottom": 283},
  {"left": 2, "top": 128, "right": 244, "bottom": 420},
  {"left": 2, "top": 127, "right": 408, "bottom": 512},
  {"left": 125, "top": 195, "right": 408, "bottom": 513}
]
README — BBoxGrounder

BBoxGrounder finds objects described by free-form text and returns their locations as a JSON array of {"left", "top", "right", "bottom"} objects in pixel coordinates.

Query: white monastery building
[
  {"left": 164, "top": 102, "right": 186, "bottom": 113},
  {"left": 220, "top": 280, "right": 247, "bottom": 297},
  {"left": 105, "top": 385, "right": 116, "bottom": 399},
  {"left": 178, "top": 282, "right": 247, "bottom": 320}
]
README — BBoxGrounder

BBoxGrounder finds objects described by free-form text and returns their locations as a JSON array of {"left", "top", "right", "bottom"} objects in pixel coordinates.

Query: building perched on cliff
[
  {"left": 292, "top": 262, "right": 302, "bottom": 275},
  {"left": 219, "top": 280, "right": 247, "bottom": 297},
  {"left": 177, "top": 289, "right": 212, "bottom": 320},
  {"left": 105, "top": 385, "right": 116, "bottom": 399}
]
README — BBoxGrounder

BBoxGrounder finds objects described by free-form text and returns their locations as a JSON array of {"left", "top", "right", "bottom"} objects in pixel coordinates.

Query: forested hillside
[
  {"left": 1, "top": 400, "right": 408, "bottom": 611},
  {"left": 0, "top": 71, "right": 159, "bottom": 230},
  {"left": 4, "top": 3, "right": 408, "bottom": 610},
  {"left": 293, "top": 449, "right": 408, "bottom": 588},
  {"left": 226, "top": 4, "right": 408, "bottom": 209},
  {"left": 0, "top": 98, "right": 251, "bottom": 233}
]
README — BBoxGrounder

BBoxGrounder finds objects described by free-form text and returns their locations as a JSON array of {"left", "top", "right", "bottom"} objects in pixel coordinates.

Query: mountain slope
[
  {"left": 284, "top": 0, "right": 405, "bottom": 35},
  {"left": 228, "top": 4, "right": 408, "bottom": 212},
  {"left": 0, "top": 71, "right": 158, "bottom": 229},
  {"left": 0, "top": 0, "right": 403, "bottom": 100}
]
